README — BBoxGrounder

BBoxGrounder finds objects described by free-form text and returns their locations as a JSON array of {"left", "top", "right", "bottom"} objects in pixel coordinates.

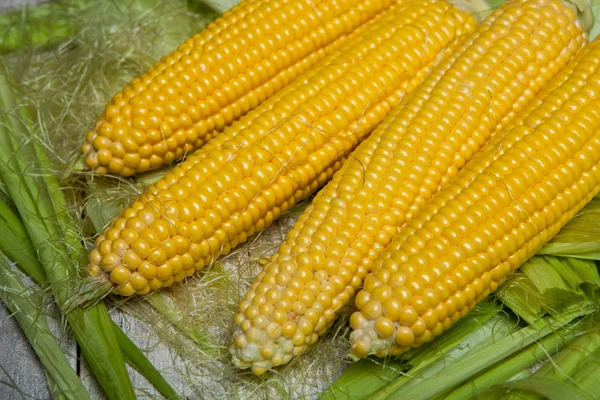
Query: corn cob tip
[
  {"left": 81, "top": 0, "right": 410, "bottom": 177},
  {"left": 349, "top": 311, "right": 412, "bottom": 360},
  {"left": 229, "top": 330, "right": 291, "bottom": 375},
  {"left": 82, "top": 124, "right": 137, "bottom": 177}
]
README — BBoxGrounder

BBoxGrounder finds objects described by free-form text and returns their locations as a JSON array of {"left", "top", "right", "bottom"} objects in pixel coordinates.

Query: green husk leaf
[
  {"left": 588, "top": 2, "right": 600, "bottom": 40},
  {"left": 0, "top": 63, "right": 184, "bottom": 399},
  {"left": 445, "top": 320, "right": 589, "bottom": 400},
  {"left": 320, "top": 302, "right": 504, "bottom": 400},
  {"left": 0, "top": 197, "right": 46, "bottom": 283},
  {"left": 113, "top": 323, "right": 181, "bottom": 399},
  {"left": 0, "top": 63, "right": 135, "bottom": 400},
  {"left": 496, "top": 256, "right": 600, "bottom": 324},
  {"left": 569, "top": 341, "right": 600, "bottom": 396},
  {"left": 539, "top": 197, "right": 600, "bottom": 259},
  {"left": 489, "top": 378, "right": 593, "bottom": 400},
  {"left": 0, "top": 176, "right": 179, "bottom": 399},
  {"left": 496, "top": 319, "right": 600, "bottom": 400},
  {"left": 0, "top": 254, "right": 88, "bottom": 400},
  {"left": 370, "top": 317, "right": 573, "bottom": 400}
]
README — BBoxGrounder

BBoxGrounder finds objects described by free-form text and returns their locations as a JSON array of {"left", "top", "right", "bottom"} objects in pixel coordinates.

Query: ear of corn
[
  {"left": 81, "top": 0, "right": 401, "bottom": 176},
  {"left": 349, "top": 37, "right": 600, "bottom": 359},
  {"left": 231, "top": 0, "right": 586, "bottom": 375},
  {"left": 86, "top": 0, "right": 477, "bottom": 297}
]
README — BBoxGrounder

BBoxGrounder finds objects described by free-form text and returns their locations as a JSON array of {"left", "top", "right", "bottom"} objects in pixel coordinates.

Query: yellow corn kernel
[
  {"left": 350, "top": 38, "right": 600, "bottom": 358},
  {"left": 87, "top": 0, "right": 476, "bottom": 299},
  {"left": 82, "top": 0, "right": 400, "bottom": 176},
  {"left": 231, "top": 0, "right": 586, "bottom": 375}
]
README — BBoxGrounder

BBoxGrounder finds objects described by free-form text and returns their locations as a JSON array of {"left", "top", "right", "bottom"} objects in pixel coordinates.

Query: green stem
[{"left": 113, "top": 324, "right": 180, "bottom": 399}]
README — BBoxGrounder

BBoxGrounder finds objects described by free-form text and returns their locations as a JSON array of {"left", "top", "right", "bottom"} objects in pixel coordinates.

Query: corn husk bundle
[{"left": 3, "top": 0, "right": 600, "bottom": 399}]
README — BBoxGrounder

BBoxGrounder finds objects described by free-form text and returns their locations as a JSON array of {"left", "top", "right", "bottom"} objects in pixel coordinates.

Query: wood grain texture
[{"left": 0, "top": 302, "right": 51, "bottom": 399}]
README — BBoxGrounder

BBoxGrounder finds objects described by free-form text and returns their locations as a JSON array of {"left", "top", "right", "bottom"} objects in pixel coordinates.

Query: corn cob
[
  {"left": 81, "top": 0, "right": 400, "bottom": 176},
  {"left": 231, "top": 0, "right": 586, "bottom": 375},
  {"left": 350, "top": 37, "right": 600, "bottom": 358},
  {"left": 86, "top": 0, "right": 476, "bottom": 297}
]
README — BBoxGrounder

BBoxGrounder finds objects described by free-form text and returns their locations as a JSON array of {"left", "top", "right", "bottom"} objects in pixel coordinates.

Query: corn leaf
[
  {"left": 493, "top": 320, "right": 600, "bottom": 400},
  {"left": 539, "top": 197, "right": 600, "bottom": 260},
  {"left": 496, "top": 256, "right": 600, "bottom": 324},
  {"left": 112, "top": 324, "right": 180, "bottom": 400},
  {"left": 0, "top": 254, "right": 88, "bottom": 400},
  {"left": 569, "top": 342, "right": 600, "bottom": 397},
  {"left": 0, "top": 63, "right": 136, "bottom": 400},
  {"left": 0, "top": 65, "right": 181, "bottom": 399},
  {"left": 369, "top": 316, "right": 573, "bottom": 400},
  {"left": 320, "top": 302, "right": 504, "bottom": 400},
  {"left": 444, "top": 320, "right": 588, "bottom": 400},
  {"left": 0, "top": 197, "right": 46, "bottom": 283},
  {"left": 487, "top": 379, "right": 593, "bottom": 400}
]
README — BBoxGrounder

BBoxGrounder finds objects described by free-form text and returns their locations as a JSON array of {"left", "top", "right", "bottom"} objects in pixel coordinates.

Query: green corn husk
[
  {"left": 0, "top": 68, "right": 182, "bottom": 398},
  {"left": 323, "top": 254, "right": 600, "bottom": 400},
  {"left": 495, "top": 256, "right": 600, "bottom": 324},
  {"left": 320, "top": 302, "right": 506, "bottom": 400},
  {"left": 0, "top": 191, "right": 179, "bottom": 399},
  {"left": 0, "top": 194, "right": 46, "bottom": 284},
  {"left": 366, "top": 317, "right": 578, "bottom": 400},
  {"left": 0, "top": 253, "right": 88, "bottom": 400},
  {"left": 567, "top": 341, "right": 600, "bottom": 398},
  {"left": 539, "top": 197, "right": 600, "bottom": 260},
  {"left": 492, "top": 321, "right": 600, "bottom": 400},
  {"left": 445, "top": 319, "right": 596, "bottom": 400},
  {"left": 0, "top": 64, "right": 136, "bottom": 399}
]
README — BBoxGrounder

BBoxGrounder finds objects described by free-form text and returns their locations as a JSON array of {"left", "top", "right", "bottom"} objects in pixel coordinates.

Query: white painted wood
[
  {"left": 0, "top": 0, "right": 49, "bottom": 12},
  {"left": 0, "top": 302, "right": 51, "bottom": 399}
]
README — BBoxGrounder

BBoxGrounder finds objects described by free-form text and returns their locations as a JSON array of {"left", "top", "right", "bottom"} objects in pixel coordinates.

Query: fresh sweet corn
[
  {"left": 86, "top": 0, "right": 476, "bottom": 297},
  {"left": 350, "top": 37, "right": 600, "bottom": 358},
  {"left": 231, "top": 0, "right": 586, "bottom": 375},
  {"left": 81, "top": 0, "right": 400, "bottom": 176}
]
